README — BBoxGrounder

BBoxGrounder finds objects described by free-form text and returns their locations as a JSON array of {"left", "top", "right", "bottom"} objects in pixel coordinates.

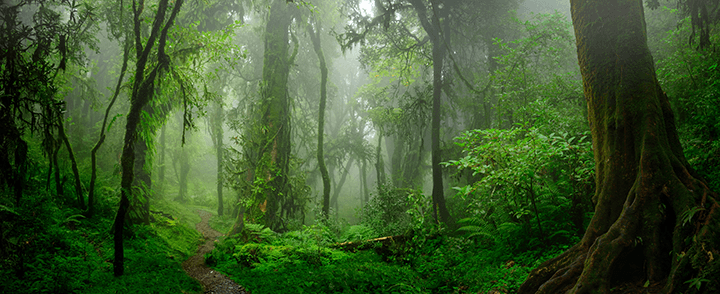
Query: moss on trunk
[{"left": 518, "top": 1, "right": 720, "bottom": 293}]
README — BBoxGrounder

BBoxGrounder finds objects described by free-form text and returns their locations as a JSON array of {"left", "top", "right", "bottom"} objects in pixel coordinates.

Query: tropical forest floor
[{"left": 183, "top": 210, "right": 249, "bottom": 294}]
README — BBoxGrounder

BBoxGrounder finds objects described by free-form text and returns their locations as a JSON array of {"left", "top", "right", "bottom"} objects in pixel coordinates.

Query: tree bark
[
  {"left": 177, "top": 136, "right": 190, "bottom": 203},
  {"left": 158, "top": 123, "right": 166, "bottom": 195},
  {"left": 409, "top": 0, "right": 451, "bottom": 224},
  {"left": 88, "top": 40, "right": 129, "bottom": 218},
  {"left": 307, "top": 19, "right": 331, "bottom": 221},
  {"left": 131, "top": 129, "right": 151, "bottom": 224},
  {"left": 375, "top": 127, "right": 386, "bottom": 191},
  {"left": 215, "top": 103, "right": 224, "bottom": 216},
  {"left": 114, "top": 0, "right": 183, "bottom": 276},
  {"left": 230, "top": 0, "right": 293, "bottom": 232},
  {"left": 518, "top": 1, "right": 720, "bottom": 293},
  {"left": 331, "top": 157, "right": 355, "bottom": 219},
  {"left": 58, "top": 109, "right": 85, "bottom": 210}
]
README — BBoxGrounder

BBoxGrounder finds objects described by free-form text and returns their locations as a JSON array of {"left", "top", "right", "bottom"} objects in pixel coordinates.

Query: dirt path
[{"left": 182, "top": 210, "right": 249, "bottom": 294}]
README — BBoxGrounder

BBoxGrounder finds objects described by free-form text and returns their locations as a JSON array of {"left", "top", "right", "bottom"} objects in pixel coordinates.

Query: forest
[{"left": 1, "top": 0, "right": 719, "bottom": 293}]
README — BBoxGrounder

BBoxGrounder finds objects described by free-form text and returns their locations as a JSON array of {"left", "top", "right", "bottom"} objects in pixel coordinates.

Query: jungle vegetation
[{"left": 1, "top": 0, "right": 718, "bottom": 293}]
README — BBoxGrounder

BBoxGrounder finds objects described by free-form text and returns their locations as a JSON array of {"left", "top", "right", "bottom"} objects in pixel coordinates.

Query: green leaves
[{"left": 447, "top": 126, "right": 593, "bottom": 251}]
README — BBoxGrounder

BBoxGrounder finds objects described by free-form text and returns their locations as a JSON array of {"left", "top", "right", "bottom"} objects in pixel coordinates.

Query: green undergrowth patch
[
  {"left": 150, "top": 200, "right": 205, "bottom": 257},
  {"left": 85, "top": 224, "right": 202, "bottom": 294},
  {"left": 0, "top": 187, "right": 203, "bottom": 294},
  {"left": 207, "top": 223, "right": 566, "bottom": 294},
  {"left": 209, "top": 212, "right": 236, "bottom": 234}
]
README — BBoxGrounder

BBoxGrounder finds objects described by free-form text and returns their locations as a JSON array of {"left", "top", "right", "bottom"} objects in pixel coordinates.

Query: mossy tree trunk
[
  {"left": 307, "top": 17, "right": 331, "bottom": 221},
  {"left": 257, "top": 0, "right": 294, "bottom": 231},
  {"left": 230, "top": 0, "right": 294, "bottom": 233},
  {"left": 114, "top": 0, "right": 183, "bottom": 277},
  {"left": 130, "top": 120, "right": 151, "bottom": 225},
  {"left": 518, "top": 1, "right": 720, "bottom": 293}
]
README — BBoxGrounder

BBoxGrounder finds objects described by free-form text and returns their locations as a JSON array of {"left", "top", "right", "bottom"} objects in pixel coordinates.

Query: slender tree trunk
[
  {"left": 114, "top": 0, "right": 183, "bottom": 276},
  {"left": 375, "top": 128, "right": 386, "bottom": 191},
  {"left": 206, "top": 100, "right": 224, "bottom": 215},
  {"left": 410, "top": 0, "right": 451, "bottom": 224},
  {"left": 307, "top": 18, "right": 331, "bottom": 220},
  {"left": 215, "top": 105, "right": 224, "bottom": 216},
  {"left": 10, "top": 138, "right": 28, "bottom": 207},
  {"left": 158, "top": 123, "right": 166, "bottom": 196},
  {"left": 518, "top": 1, "right": 719, "bottom": 293},
  {"left": 88, "top": 39, "right": 129, "bottom": 218},
  {"left": 58, "top": 109, "right": 85, "bottom": 210},
  {"left": 330, "top": 157, "right": 355, "bottom": 219},
  {"left": 177, "top": 137, "right": 190, "bottom": 203},
  {"left": 361, "top": 158, "right": 369, "bottom": 206},
  {"left": 53, "top": 140, "right": 62, "bottom": 198}
]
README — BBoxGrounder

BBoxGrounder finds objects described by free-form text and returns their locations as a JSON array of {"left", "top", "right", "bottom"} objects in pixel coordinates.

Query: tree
[
  {"left": 230, "top": 0, "right": 296, "bottom": 234},
  {"left": 207, "top": 100, "right": 225, "bottom": 216},
  {"left": 0, "top": 0, "right": 96, "bottom": 207},
  {"left": 88, "top": 40, "right": 129, "bottom": 218},
  {"left": 407, "top": 0, "right": 450, "bottom": 224},
  {"left": 306, "top": 16, "right": 332, "bottom": 220},
  {"left": 114, "top": 0, "right": 183, "bottom": 276},
  {"left": 518, "top": 1, "right": 719, "bottom": 293}
]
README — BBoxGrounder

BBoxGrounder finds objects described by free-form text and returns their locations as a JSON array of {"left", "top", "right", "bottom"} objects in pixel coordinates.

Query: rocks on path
[{"left": 182, "top": 210, "right": 249, "bottom": 294}]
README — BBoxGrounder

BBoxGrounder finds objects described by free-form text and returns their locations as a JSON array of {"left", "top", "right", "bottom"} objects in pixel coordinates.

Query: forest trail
[{"left": 182, "top": 210, "right": 249, "bottom": 294}]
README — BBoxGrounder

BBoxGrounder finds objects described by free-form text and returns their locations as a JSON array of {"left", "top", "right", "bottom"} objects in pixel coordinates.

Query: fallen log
[{"left": 330, "top": 235, "right": 407, "bottom": 251}]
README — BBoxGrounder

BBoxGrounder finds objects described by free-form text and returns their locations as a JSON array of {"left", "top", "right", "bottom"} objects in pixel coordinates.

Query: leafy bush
[
  {"left": 360, "top": 185, "right": 423, "bottom": 236},
  {"left": 339, "top": 225, "right": 378, "bottom": 243},
  {"left": 446, "top": 126, "right": 594, "bottom": 252},
  {"left": 653, "top": 13, "right": 720, "bottom": 192}
]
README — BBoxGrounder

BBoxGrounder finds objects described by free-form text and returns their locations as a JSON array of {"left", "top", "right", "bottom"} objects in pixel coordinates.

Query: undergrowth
[
  {"left": 207, "top": 220, "right": 570, "bottom": 294},
  {"left": 0, "top": 185, "right": 203, "bottom": 294}
]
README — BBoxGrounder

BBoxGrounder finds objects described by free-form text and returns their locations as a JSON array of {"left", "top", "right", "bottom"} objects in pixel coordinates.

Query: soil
[{"left": 182, "top": 210, "right": 249, "bottom": 294}]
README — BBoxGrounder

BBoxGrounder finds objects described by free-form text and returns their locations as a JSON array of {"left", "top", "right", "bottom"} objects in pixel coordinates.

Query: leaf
[{"left": 107, "top": 113, "right": 123, "bottom": 132}]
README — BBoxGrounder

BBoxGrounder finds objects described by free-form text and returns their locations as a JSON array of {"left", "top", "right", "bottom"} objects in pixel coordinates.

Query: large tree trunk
[
  {"left": 259, "top": 0, "right": 292, "bottom": 231},
  {"left": 518, "top": 1, "right": 719, "bottom": 293},
  {"left": 230, "top": 0, "right": 293, "bottom": 232}
]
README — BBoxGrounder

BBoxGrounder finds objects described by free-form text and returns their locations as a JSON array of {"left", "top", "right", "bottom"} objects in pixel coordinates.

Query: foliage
[
  {"left": 207, "top": 217, "right": 571, "bottom": 294},
  {"left": 652, "top": 11, "right": 720, "bottom": 192},
  {"left": 0, "top": 184, "right": 201, "bottom": 294},
  {"left": 446, "top": 126, "right": 594, "bottom": 251},
  {"left": 491, "top": 12, "right": 585, "bottom": 133},
  {"left": 360, "top": 185, "right": 422, "bottom": 236}
]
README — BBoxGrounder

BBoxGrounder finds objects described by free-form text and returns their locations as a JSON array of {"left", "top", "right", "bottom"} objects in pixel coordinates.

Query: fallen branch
[{"left": 331, "top": 235, "right": 407, "bottom": 251}]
